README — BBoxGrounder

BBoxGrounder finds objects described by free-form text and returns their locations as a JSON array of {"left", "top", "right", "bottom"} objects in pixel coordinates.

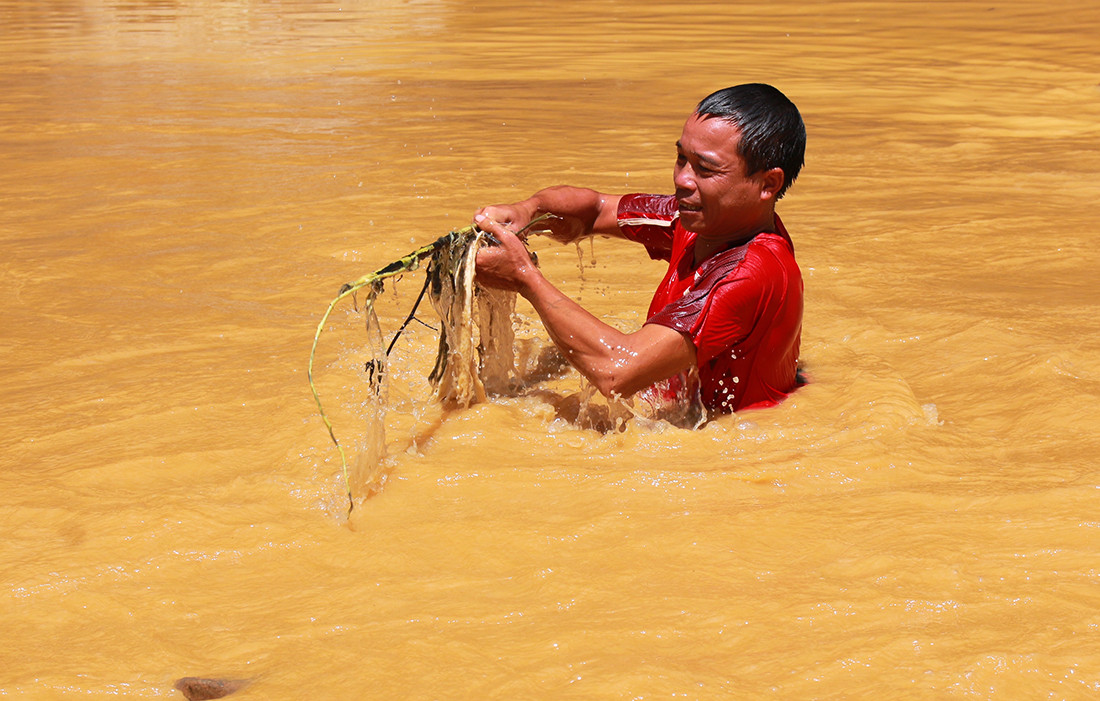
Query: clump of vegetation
[{"left": 309, "top": 217, "right": 550, "bottom": 515}]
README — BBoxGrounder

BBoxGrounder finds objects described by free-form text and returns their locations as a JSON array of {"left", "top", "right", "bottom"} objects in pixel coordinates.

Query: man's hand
[
  {"left": 474, "top": 219, "right": 539, "bottom": 293},
  {"left": 473, "top": 201, "right": 537, "bottom": 240}
]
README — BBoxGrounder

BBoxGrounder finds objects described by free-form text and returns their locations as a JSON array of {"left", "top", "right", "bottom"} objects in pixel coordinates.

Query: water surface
[{"left": 2, "top": 0, "right": 1099, "bottom": 697}]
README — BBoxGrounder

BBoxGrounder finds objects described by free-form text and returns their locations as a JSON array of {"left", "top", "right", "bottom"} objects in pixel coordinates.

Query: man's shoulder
[
  {"left": 744, "top": 232, "right": 799, "bottom": 275},
  {"left": 617, "top": 193, "right": 678, "bottom": 225},
  {"left": 699, "top": 233, "right": 799, "bottom": 300},
  {"left": 617, "top": 193, "right": 679, "bottom": 262}
]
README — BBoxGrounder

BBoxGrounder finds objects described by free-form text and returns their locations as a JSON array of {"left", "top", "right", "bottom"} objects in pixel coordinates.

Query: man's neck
[{"left": 693, "top": 212, "right": 776, "bottom": 265}]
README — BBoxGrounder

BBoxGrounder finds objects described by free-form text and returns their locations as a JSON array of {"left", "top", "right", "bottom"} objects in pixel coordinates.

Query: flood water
[{"left": 2, "top": 0, "right": 1099, "bottom": 698}]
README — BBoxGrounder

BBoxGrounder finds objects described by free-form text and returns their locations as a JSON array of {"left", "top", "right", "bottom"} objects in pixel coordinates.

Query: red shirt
[{"left": 617, "top": 193, "right": 803, "bottom": 413}]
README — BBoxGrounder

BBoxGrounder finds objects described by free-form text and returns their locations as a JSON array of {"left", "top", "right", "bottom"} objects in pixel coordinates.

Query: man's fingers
[
  {"left": 474, "top": 206, "right": 530, "bottom": 238},
  {"left": 474, "top": 214, "right": 523, "bottom": 245},
  {"left": 474, "top": 212, "right": 506, "bottom": 234}
]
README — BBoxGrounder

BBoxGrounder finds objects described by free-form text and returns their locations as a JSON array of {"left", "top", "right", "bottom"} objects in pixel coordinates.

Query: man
[{"left": 474, "top": 83, "right": 805, "bottom": 416}]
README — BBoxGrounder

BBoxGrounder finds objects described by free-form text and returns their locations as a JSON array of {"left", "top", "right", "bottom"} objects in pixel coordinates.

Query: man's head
[
  {"left": 673, "top": 84, "right": 805, "bottom": 241},
  {"left": 695, "top": 84, "right": 805, "bottom": 200}
]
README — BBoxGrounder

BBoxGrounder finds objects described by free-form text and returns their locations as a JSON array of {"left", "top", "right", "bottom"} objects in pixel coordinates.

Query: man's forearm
[
  {"left": 521, "top": 186, "right": 623, "bottom": 242},
  {"left": 474, "top": 211, "right": 695, "bottom": 398},
  {"left": 519, "top": 271, "right": 695, "bottom": 398}
]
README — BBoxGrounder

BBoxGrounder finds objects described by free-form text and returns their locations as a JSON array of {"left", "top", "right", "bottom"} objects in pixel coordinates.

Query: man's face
[{"left": 673, "top": 113, "right": 772, "bottom": 240}]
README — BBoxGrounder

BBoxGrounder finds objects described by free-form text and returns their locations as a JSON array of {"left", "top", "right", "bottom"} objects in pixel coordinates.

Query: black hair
[{"left": 696, "top": 84, "right": 806, "bottom": 199}]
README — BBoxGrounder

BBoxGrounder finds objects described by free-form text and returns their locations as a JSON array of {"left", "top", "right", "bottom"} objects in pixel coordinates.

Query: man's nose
[
  {"left": 673, "top": 167, "right": 690, "bottom": 191},
  {"left": 673, "top": 165, "right": 694, "bottom": 192}
]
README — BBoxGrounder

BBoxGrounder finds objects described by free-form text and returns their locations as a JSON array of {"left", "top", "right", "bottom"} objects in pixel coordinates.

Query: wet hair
[{"left": 695, "top": 84, "right": 806, "bottom": 199}]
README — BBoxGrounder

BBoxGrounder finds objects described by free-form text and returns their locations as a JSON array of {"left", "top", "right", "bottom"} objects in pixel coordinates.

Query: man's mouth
[{"left": 678, "top": 201, "right": 702, "bottom": 213}]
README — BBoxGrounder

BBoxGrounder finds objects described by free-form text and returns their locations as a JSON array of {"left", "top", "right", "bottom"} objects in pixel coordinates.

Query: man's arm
[
  {"left": 474, "top": 186, "right": 623, "bottom": 245},
  {"left": 475, "top": 225, "right": 696, "bottom": 398}
]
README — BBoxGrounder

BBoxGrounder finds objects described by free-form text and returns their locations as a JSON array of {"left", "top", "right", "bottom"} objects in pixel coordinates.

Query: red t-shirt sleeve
[{"left": 616, "top": 193, "right": 678, "bottom": 262}]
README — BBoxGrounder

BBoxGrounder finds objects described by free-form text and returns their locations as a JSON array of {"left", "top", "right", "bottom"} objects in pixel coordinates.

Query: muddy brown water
[{"left": 2, "top": 1, "right": 1099, "bottom": 697}]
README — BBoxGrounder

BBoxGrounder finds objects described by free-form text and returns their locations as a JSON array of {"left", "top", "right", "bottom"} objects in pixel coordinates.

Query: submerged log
[{"left": 174, "top": 677, "right": 249, "bottom": 700}]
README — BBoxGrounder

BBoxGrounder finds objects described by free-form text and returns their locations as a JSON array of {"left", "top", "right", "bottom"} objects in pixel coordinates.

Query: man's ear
[{"left": 760, "top": 167, "right": 785, "bottom": 200}]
